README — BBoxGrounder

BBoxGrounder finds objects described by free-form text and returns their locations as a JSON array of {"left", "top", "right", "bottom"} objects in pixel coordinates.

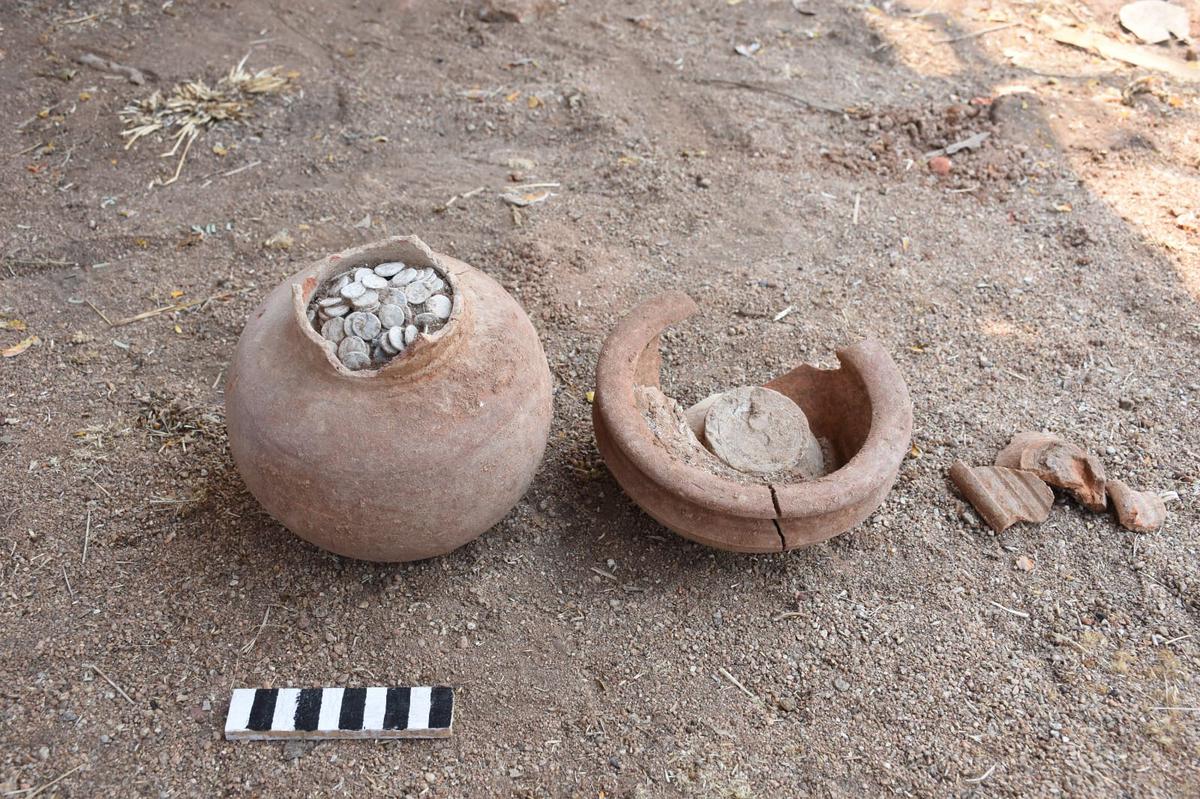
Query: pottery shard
[
  {"left": 703, "top": 386, "right": 824, "bottom": 477},
  {"left": 1106, "top": 480, "right": 1167, "bottom": 533},
  {"left": 949, "top": 461, "right": 1054, "bottom": 533},
  {"left": 994, "top": 431, "right": 1107, "bottom": 511}
]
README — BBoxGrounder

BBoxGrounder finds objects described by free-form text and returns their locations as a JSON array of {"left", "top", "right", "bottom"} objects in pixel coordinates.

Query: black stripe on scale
[
  {"left": 428, "top": 687, "right": 453, "bottom": 729},
  {"left": 383, "top": 687, "right": 411, "bottom": 729},
  {"left": 338, "top": 687, "right": 367, "bottom": 730},
  {"left": 293, "top": 688, "right": 323, "bottom": 731},
  {"left": 247, "top": 689, "right": 278, "bottom": 731}
]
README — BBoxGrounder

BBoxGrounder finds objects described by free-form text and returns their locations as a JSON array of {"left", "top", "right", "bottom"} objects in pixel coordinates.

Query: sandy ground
[{"left": 2, "top": 0, "right": 1199, "bottom": 796}]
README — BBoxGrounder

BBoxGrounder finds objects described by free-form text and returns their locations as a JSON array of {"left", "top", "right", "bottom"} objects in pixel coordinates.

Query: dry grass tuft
[{"left": 119, "top": 55, "right": 296, "bottom": 185}]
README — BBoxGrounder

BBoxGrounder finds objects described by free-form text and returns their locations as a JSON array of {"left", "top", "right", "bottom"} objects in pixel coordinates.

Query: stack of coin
[{"left": 307, "top": 261, "right": 454, "bottom": 370}]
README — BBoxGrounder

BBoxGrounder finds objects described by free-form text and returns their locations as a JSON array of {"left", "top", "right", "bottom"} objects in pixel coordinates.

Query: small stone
[
  {"left": 929, "top": 156, "right": 952, "bottom": 175},
  {"left": 378, "top": 303, "right": 408, "bottom": 328},
  {"left": 405, "top": 281, "right": 431, "bottom": 305},
  {"left": 374, "top": 262, "right": 406, "bottom": 278},
  {"left": 833, "top": 677, "right": 850, "bottom": 692},
  {"left": 282, "top": 740, "right": 314, "bottom": 761},
  {"left": 339, "top": 282, "right": 366, "bottom": 300},
  {"left": 390, "top": 268, "right": 419, "bottom": 286},
  {"left": 777, "top": 696, "right": 797, "bottom": 712},
  {"left": 696, "top": 175, "right": 712, "bottom": 188},
  {"left": 346, "top": 311, "right": 382, "bottom": 340},
  {"left": 360, "top": 273, "right": 388, "bottom": 290},
  {"left": 427, "top": 294, "right": 452, "bottom": 319},
  {"left": 320, "top": 317, "right": 347, "bottom": 344},
  {"left": 1118, "top": 397, "right": 1135, "bottom": 410}
]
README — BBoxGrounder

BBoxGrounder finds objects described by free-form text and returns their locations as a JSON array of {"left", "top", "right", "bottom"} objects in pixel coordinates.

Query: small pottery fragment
[
  {"left": 949, "top": 461, "right": 1053, "bottom": 532},
  {"left": 1106, "top": 479, "right": 1167, "bottom": 533},
  {"left": 995, "top": 431, "right": 1107, "bottom": 511}
]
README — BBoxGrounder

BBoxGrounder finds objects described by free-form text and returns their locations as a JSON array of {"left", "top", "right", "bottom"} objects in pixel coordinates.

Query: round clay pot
[
  {"left": 593, "top": 291, "right": 912, "bottom": 553},
  {"left": 225, "top": 236, "right": 553, "bottom": 561}
]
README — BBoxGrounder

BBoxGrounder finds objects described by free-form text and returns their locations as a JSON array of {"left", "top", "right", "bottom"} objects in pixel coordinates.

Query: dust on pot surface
[
  {"left": 225, "top": 235, "right": 553, "bottom": 561},
  {"left": 593, "top": 291, "right": 913, "bottom": 553}
]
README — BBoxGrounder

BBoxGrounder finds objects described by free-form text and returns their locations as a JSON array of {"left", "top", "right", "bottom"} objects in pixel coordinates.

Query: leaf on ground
[{"left": 2, "top": 335, "right": 40, "bottom": 358}]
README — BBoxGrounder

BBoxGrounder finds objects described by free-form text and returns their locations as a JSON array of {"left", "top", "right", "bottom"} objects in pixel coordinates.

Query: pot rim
[{"left": 290, "top": 235, "right": 469, "bottom": 380}]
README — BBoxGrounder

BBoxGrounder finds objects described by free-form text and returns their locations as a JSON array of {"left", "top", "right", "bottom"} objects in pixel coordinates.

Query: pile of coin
[{"left": 306, "top": 262, "right": 454, "bottom": 371}]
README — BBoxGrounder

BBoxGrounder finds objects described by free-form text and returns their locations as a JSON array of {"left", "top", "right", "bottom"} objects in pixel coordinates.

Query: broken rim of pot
[
  {"left": 593, "top": 291, "right": 914, "bottom": 553},
  {"left": 290, "top": 235, "right": 470, "bottom": 380}
]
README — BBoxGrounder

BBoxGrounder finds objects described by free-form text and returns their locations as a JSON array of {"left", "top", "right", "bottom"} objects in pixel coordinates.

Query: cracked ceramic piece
[
  {"left": 949, "top": 461, "right": 1054, "bottom": 533},
  {"left": 1107, "top": 479, "right": 1167, "bottom": 533},
  {"left": 225, "top": 235, "right": 553, "bottom": 561},
  {"left": 995, "top": 431, "right": 1107, "bottom": 511},
  {"left": 592, "top": 291, "right": 913, "bottom": 553}
]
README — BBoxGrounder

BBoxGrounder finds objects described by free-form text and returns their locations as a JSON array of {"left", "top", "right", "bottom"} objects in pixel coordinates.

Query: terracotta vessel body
[
  {"left": 593, "top": 291, "right": 913, "bottom": 553},
  {"left": 226, "top": 236, "right": 553, "bottom": 561}
]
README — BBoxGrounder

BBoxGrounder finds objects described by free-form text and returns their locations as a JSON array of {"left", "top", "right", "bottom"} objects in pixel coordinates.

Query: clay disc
[{"left": 703, "top": 386, "right": 822, "bottom": 476}]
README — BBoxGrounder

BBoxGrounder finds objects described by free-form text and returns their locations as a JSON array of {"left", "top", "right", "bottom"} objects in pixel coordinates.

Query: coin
[
  {"left": 341, "top": 350, "right": 371, "bottom": 370},
  {"left": 404, "top": 281, "right": 431, "bottom": 305},
  {"left": 346, "top": 311, "right": 382, "bottom": 340},
  {"left": 417, "top": 267, "right": 435, "bottom": 281},
  {"left": 390, "top": 268, "right": 418, "bottom": 286},
  {"left": 337, "top": 333, "right": 368, "bottom": 360},
  {"left": 353, "top": 267, "right": 375, "bottom": 283},
  {"left": 414, "top": 312, "right": 438, "bottom": 329},
  {"left": 360, "top": 273, "right": 388, "bottom": 290},
  {"left": 424, "top": 277, "right": 445, "bottom": 292},
  {"left": 350, "top": 289, "right": 379, "bottom": 310},
  {"left": 321, "top": 300, "right": 350, "bottom": 317},
  {"left": 306, "top": 307, "right": 317, "bottom": 325},
  {"left": 386, "top": 325, "right": 407, "bottom": 352},
  {"left": 340, "top": 281, "right": 366, "bottom": 300},
  {"left": 321, "top": 317, "right": 347, "bottom": 343},
  {"left": 426, "top": 294, "right": 452, "bottom": 319},
  {"left": 376, "top": 287, "right": 403, "bottom": 306},
  {"left": 377, "top": 303, "right": 407, "bottom": 328},
  {"left": 328, "top": 273, "right": 352, "bottom": 296},
  {"left": 374, "top": 261, "right": 406, "bottom": 278},
  {"left": 404, "top": 324, "right": 418, "bottom": 344}
]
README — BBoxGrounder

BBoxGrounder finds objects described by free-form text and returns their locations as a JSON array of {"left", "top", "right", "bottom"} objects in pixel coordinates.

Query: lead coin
[
  {"left": 341, "top": 350, "right": 371, "bottom": 370},
  {"left": 350, "top": 289, "right": 380, "bottom": 310},
  {"left": 361, "top": 273, "right": 388, "bottom": 290},
  {"left": 386, "top": 325, "right": 407, "bottom": 352},
  {"left": 321, "top": 317, "right": 348, "bottom": 343},
  {"left": 390, "top": 268, "right": 418, "bottom": 286},
  {"left": 374, "top": 262, "right": 406, "bottom": 278},
  {"left": 378, "top": 303, "right": 407, "bottom": 328},
  {"left": 404, "top": 281, "right": 431, "bottom": 305},
  {"left": 404, "top": 324, "right": 418, "bottom": 344},
  {"left": 346, "top": 311, "right": 382, "bottom": 340},
  {"left": 426, "top": 294, "right": 451, "bottom": 319},
  {"left": 340, "top": 282, "right": 366, "bottom": 300}
]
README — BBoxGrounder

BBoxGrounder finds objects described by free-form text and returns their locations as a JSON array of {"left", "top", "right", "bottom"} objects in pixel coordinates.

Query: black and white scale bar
[{"left": 225, "top": 686, "right": 454, "bottom": 740}]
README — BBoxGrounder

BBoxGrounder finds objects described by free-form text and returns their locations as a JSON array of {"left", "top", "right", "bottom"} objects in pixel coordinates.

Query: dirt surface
[{"left": 2, "top": 1, "right": 1199, "bottom": 796}]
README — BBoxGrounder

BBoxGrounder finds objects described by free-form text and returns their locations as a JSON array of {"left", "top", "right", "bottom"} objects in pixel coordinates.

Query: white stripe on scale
[
  {"left": 317, "top": 687, "right": 344, "bottom": 732},
  {"left": 271, "top": 688, "right": 300, "bottom": 731},
  {"left": 407, "top": 686, "right": 432, "bottom": 730},
  {"left": 225, "top": 688, "right": 256, "bottom": 734},
  {"left": 362, "top": 686, "right": 387, "bottom": 731}
]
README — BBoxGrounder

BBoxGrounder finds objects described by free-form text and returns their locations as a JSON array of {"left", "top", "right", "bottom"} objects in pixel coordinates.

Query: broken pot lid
[
  {"left": 995, "top": 431, "right": 1107, "bottom": 512},
  {"left": 592, "top": 291, "right": 913, "bottom": 553}
]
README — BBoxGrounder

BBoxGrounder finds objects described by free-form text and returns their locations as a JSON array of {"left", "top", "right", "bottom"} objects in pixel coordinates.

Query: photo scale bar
[{"left": 225, "top": 686, "right": 454, "bottom": 740}]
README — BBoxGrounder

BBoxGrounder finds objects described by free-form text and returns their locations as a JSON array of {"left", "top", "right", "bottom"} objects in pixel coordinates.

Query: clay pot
[
  {"left": 593, "top": 291, "right": 913, "bottom": 553},
  {"left": 225, "top": 236, "right": 553, "bottom": 561}
]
